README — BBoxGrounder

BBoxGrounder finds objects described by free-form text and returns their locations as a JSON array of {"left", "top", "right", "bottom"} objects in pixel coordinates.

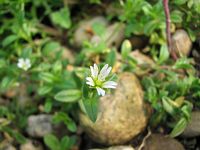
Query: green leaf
[
  {"left": 21, "top": 47, "right": 32, "bottom": 58},
  {"left": 53, "top": 61, "right": 62, "bottom": 74},
  {"left": 67, "top": 121, "right": 77, "bottom": 132},
  {"left": 38, "top": 85, "right": 53, "bottom": 95},
  {"left": 52, "top": 112, "right": 77, "bottom": 132},
  {"left": 121, "top": 40, "right": 132, "bottom": 59},
  {"left": 51, "top": 7, "right": 71, "bottom": 29},
  {"left": 106, "top": 49, "right": 116, "bottom": 66},
  {"left": 0, "top": 59, "right": 6, "bottom": 68},
  {"left": 162, "top": 97, "right": 176, "bottom": 115},
  {"left": 60, "top": 136, "right": 70, "bottom": 150},
  {"left": 187, "top": 0, "right": 194, "bottom": 8},
  {"left": 187, "top": 28, "right": 196, "bottom": 42},
  {"left": 1, "top": 77, "right": 16, "bottom": 91},
  {"left": 82, "top": 79, "right": 90, "bottom": 99},
  {"left": 2, "top": 127, "right": 26, "bottom": 144},
  {"left": 171, "top": 10, "right": 183, "bottom": 23},
  {"left": 83, "top": 97, "right": 99, "bottom": 122},
  {"left": 39, "top": 72, "right": 55, "bottom": 83},
  {"left": 173, "top": 58, "right": 193, "bottom": 69},
  {"left": 181, "top": 102, "right": 192, "bottom": 120},
  {"left": 54, "top": 89, "right": 81, "bottom": 103},
  {"left": 173, "top": 0, "right": 187, "bottom": 5},
  {"left": 170, "top": 118, "right": 187, "bottom": 137},
  {"left": 13, "top": 131, "right": 27, "bottom": 144},
  {"left": 44, "top": 134, "right": 60, "bottom": 150},
  {"left": 89, "top": 0, "right": 101, "bottom": 4},
  {"left": 72, "top": 71, "right": 82, "bottom": 89},
  {"left": 158, "top": 44, "right": 169, "bottom": 64},
  {"left": 92, "top": 22, "right": 106, "bottom": 36},
  {"left": 144, "top": 20, "right": 158, "bottom": 35},
  {"left": 44, "top": 99, "right": 53, "bottom": 113},
  {"left": 43, "top": 42, "right": 61, "bottom": 56},
  {"left": 2, "top": 35, "right": 18, "bottom": 47},
  {"left": 61, "top": 136, "right": 76, "bottom": 150}
]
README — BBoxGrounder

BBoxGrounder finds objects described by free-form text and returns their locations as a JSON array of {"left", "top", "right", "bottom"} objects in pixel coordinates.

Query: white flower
[
  {"left": 86, "top": 64, "right": 117, "bottom": 96},
  {"left": 17, "top": 58, "right": 31, "bottom": 71}
]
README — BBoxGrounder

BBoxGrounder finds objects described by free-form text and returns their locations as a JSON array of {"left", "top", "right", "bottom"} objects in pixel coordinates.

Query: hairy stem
[{"left": 163, "top": 0, "right": 177, "bottom": 60}]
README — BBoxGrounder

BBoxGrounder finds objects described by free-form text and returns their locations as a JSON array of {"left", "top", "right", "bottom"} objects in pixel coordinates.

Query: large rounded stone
[
  {"left": 79, "top": 72, "right": 148, "bottom": 145},
  {"left": 26, "top": 114, "right": 53, "bottom": 138},
  {"left": 181, "top": 111, "right": 200, "bottom": 138},
  {"left": 20, "top": 140, "right": 43, "bottom": 150},
  {"left": 91, "top": 146, "right": 135, "bottom": 150},
  {"left": 74, "top": 16, "right": 108, "bottom": 47},
  {"left": 142, "top": 134, "right": 185, "bottom": 150},
  {"left": 73, "top": 16, "right": 125, "bottom": 48},
  {"left": 130, "top": 50, "right": 155, "bottom": 76},
  {"left": 172, "top": 29, "right": 192, "bottom": 57}
]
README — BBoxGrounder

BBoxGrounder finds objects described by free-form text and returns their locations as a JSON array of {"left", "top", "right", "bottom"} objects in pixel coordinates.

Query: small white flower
[
  {"left": 86, "top": 64, "right": 117, "bottom": 96},
  {"left": 17, "top": 58, "right": 31, "bottom": 71}
]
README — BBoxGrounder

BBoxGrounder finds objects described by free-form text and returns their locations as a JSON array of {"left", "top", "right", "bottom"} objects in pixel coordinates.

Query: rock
[
  {"left": 1, "top": 144, "right": 16, "bottom": 150},
  {"left": 91, "top": 146, "right": 135, "bottom": 150},
  {"left": 142, "top": 134, "right": 185, "bottom": 150},
  {"left": 181, "top": 111, "right": 200, "bottom": 138},
  {"left": 104, "top": 23, "right": 125, "bottom": 48},
  {"left": 20, "top": 140, "right": 43, "bottom": 150},
  {"left": 79, "top": 72, "right": 149, "bottom": 145},
  {"left": 74, "top": 16, "right": 125, "bottom": 48},
  {"left": 172, "top": 29, "right": 192, "bottom": 57},
  {"left": 62, "top": 46, "right": 75, "bottom": 63},
  {"left": 74, "top": 16, "right": 108, "bottom": 47},
  {"left": 130, "top": 50, "right": 155, "bottom": 76},
  {"left": 26, "top": 114, "right": 52, "bottom": 138},
  {"left": 3, "top": 83, "right": 33, "bottom": 107}
]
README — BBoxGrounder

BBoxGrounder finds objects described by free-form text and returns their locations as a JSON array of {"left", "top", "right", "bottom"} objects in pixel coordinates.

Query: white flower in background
[
  {"left": 17, "top": 58, "right": 31, "bottom": 71},
  {"left": 86, "top": 64, "right": 117, "bottom": 96}
]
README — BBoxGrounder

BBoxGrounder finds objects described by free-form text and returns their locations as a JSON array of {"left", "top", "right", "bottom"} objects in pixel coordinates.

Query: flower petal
[
  {"left": 103, "top": 81, "right": 117, "bottom": 89},
  {"left": 96, "top": 87, "right": 105, "bottom": 96},
  {"left": 98, "top": 65, "right": 112, "bottom": 81},
  {"left": 100, "top": 64, "right": 108, "bottom": 75},
  {"left": 90, "top": 66, "right": 95, "bottom": 77},
  {"left": 104, "top": 66, "right": 112, "bottom": 78},
  {"left": 18, "top": 58, "right": 24, "bottom": 63},
  {"left": 86, "top": 77, "right": 94, "bottom": 86},
  {"left": 93, "top": 64, "right": 99, "bottom": 78}
]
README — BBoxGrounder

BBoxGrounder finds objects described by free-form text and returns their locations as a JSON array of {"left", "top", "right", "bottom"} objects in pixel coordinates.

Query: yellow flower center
[{"left": 94, "top": 78, "right": 102, "bottom": 87}]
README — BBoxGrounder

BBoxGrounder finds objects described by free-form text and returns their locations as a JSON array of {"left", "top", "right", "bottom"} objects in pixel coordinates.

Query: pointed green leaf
[
  {"left": 83, "top": 98, "right": 99, "bottom": 122},
  {"left": 44, "top": 134, "right": 60, "bottom": 150},
  {"left": 170, "top": 118, "right": 187, "bottom": 137},
  {"left": 158, "top": 45, "right": 169, "bottom": 64},
  {"left": 121, "top": 40, "right": 132, "bottom": 59},
  {"left": 51, "top": 7, "right": 71, "bottom": 29},
  {"left": 54, "top": 90, "right": 81, "bottom": 103}
]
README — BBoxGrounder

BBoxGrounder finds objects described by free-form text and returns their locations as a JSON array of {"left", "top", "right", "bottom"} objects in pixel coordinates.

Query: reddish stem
[{"left": 162, "top": 0, "right": 177, "bottom": 60}]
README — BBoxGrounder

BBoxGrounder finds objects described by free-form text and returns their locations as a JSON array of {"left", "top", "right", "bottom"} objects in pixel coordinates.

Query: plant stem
[{"left": 162, "top": 0, "right": 177, "bottom": 60}]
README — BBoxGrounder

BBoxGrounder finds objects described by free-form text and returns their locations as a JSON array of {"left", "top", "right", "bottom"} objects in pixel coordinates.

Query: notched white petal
[
  {"left": 17, "top": 58, "right": 31, "bottom": 71},
  {"left": 103, "top": 81, "right": 117, "bottom": 89},
  {"left": 93, "top": 64, "right": 99, "bottom": 78},
  {"left": 98, "top": 64, "right": 112, "bottom": 81},
  {"left": 100, "top": 64, "right": 108, "bottom": 75},
  {"left": 104, "top": 66, "right": 112, "bottom": 78},
  {"left": 86, "top": 77, "right": 94, "bottom": 86},
  {"left": 90, "top": 66, "right": 95, "bottom": 77},
  {"left": 96, "top": 87, "right": 105, "bottom": 96}
]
